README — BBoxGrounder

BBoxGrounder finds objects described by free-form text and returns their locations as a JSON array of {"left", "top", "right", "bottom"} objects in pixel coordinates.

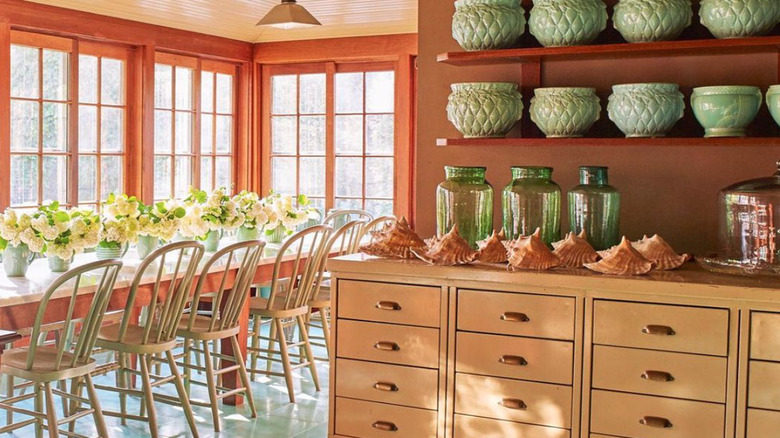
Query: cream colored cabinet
[{"left": 746, "top": 312, "right": 780, "bottom": 438}]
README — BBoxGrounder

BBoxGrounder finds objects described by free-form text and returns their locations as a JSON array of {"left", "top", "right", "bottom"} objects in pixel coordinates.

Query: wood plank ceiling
[{"left": 25, "top": 0, "right": 418, "bottom": 42}]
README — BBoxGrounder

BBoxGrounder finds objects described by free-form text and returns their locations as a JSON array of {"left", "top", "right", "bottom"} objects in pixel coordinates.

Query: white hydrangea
[
  {"left": 0, "top": 208, "right": 48, "bottom": 254},
  {"left": 180, "top": 205, "right": 210, "bottom": 239}
]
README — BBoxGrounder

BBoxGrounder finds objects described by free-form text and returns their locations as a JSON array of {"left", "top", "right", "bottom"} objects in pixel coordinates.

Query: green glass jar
[
  {"left": 436, "top": 166, "right": 494, "bottom": 248},
  {"left": 568, "top": 166, "right": 620, "bottom": 251},
  {"left": 502, "top": 166, "right": 561, "bottom": 244}
]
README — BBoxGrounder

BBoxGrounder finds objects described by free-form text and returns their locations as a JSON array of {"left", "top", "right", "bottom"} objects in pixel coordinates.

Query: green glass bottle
[
  {"left": 502, "top": 166, "right": 561, "bottom": 244},
  {"left": 436, "top": 166, "right": 494, "bottom": 248},
  {"left": 568, "top": 166, "right": 620, "bottom": 251}
]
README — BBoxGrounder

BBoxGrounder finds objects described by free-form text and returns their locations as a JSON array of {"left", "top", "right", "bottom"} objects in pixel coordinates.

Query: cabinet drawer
[
  {"left": 593, "top": 301, "right": 729, "bottom": 356},
  {"left": 590, "top": 390, "right": 725, "bottom": 438},
  {"left": 335, "top": 397, "right": 437, "bottom": 438},
  {"left": 458, "top": 290, "right": 575, "bottom": 340},
  {"left": 454, "top": 414, "right": 569, "bottom": 438},
  {"left": 592, "top": 345, "right": 727, "bottom": 403},
  {"left": 751, "top": 312, "right": 780, "bottom": 361},
  {"left": 749, "top": 361, "right": 780, "bottom": 410},
  {"left": 747, "top": 408, "right": 780, "bottom": 438},
  {"left": 338, "top": 280, "right": 441, "bottom": 328},
  {"left": 454, "top": 373, "right": 572, "bottom": 429},
  {"left": 337, "top": 320, "right": 439, "bottom": 368},
  {"left": 335, "top": 359, "right": 439, "bottom": 410},
  {"left": 456, "top": 332, "right": 573, "bottom": 385}
]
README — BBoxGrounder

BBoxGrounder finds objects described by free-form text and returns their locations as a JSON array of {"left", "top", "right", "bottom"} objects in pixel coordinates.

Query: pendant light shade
[{"left": 257, "top": 0, "right": 322, "bottom": 30}]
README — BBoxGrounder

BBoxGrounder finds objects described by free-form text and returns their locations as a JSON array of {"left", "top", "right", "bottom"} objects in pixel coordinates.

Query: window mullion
[
  {"left": 193, "top": 60, "right": 202, "bottom": 192},
  {"left": 325, "top": 62, "right": 336, "bottom": 212}
]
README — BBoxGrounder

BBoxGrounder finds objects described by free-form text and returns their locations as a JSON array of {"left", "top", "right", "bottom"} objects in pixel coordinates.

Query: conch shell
[
  {"left": 412, "top": 225, "right": 478, "bottom": 266},
  {"left": 632, "top": 234, "right": 690, "bottom": 271},
  {"left": 585, "top": 237, "right": 653, "bottom": 276},
  {"left": 507, "top": 228, "right": 560, "bottom": 271},
  {"left": 477, "top": 229, "right": 508, "bottom": 264},
  {"left": 552, "top": 231, "right": 599, "bottom": 268},
  {"left": 360, "top": 217, "right": 426, "bottom": 259}
]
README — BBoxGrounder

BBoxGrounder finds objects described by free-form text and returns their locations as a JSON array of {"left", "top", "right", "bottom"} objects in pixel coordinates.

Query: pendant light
[{"left": 256, "top": 0, "right": 322, "bottom": 30}]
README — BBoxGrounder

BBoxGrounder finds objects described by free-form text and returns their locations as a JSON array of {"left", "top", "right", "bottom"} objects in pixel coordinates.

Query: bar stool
[
  {"left": 0, "top": 259, "right": 122, "bottom": 438},
  {"left": 92, "top": 241, "right": 205, "bottom": 438},
  {"left": 176, "top": 239, "right": 265, "bottom": 432},
  {"left": 246, "top": 225, "right": 332, "bottom": 403}
]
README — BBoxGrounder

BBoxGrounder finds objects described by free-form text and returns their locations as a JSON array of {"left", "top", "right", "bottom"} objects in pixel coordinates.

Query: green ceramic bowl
[
  {"left": 447, "top": 82, "right": 524, "bottom": 138},
  {"left": 529, "top": 0, "right": 608, "bottom": 47},
  {"left": 767, "top": 85, "right": 780, "bottom": 128},
  {"left": 529, "top": 87, "right": 601, "bottom": 138},
  {"left": 607, "top": 83, "right": 685, "bottom": 137},
  {"left": 691, "top": 86, "right": 763, "bottom": 138},
  {"left": 453, "top": 0, "right": 527, "bottom": 51},
  {"left": 613, "top": 0, "right": 693, "bottom": 43},
  {"left": 700, "top": 0, "right": 780, "bottom": 39}
]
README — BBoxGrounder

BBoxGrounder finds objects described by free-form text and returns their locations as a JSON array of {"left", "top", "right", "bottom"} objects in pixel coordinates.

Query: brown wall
[{"left": 416, "top": 0, "right": 780, "bottom": 255}]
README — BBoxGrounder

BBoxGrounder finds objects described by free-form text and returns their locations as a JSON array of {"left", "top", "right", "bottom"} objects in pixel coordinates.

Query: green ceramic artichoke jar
[
  {"left": 613, "top": 0, "right": 692, "bottom": 42},
  {"left": 528, "top": 0, "right": 608, "bottom": 47},
  {"left": 691, "top": 86, "right": 763, "bottom": 137},
  {"left": 700, "top": 0, "right": 780, "bottom": 39},
  {"left": 452, "top": 0, "right": 527, "bottom": 51},
  {"left": 607, "top": 83, "right": 685, "bottom": 138},
  {"left": 767, "top": 85, "right": 780, "bottom": 128},
  {"left": 447, "top": 82, "right": 523, "bottom": 138},
  {"left": 529, "top": 87, "right": 601, "bottom": 138}
]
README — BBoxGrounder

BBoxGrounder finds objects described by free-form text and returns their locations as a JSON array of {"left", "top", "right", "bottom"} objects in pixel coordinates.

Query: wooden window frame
[{"left": 200, "top": 60, "right": 239, "bottom": 193}]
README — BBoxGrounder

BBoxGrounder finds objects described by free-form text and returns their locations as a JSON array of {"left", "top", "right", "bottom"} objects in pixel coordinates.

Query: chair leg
[
  {"left": 320, "top": 307, "right": 332, "bottom": 358},
  {"left": 5, "top": 374, "right": 13, "bottom": 427},
  {"left": 43, "top": 383, "right": 59, "bottom": 438},
  {"left": 183, "top": 338, "right": 192, "bottom": 395},
  {"left": 165, "top": 350, "right": 200, "bottom": 438},
  {"left": 249, "top": 315, "right": 262, "bottom": 379},
  {"left": 34, "top": 383, "right": 43, "bottom": 438},
  {"left": 297, "top": 315, "right": 321, "bottom": 391},
  {"left": 266, "top": 317, "right": 277, "bottom": 374},
  {"left": 201, "top": 340, "right": 221, "bottom": 432},
  {"left": 118, "top": 352, "right": 129, "bottom": 425},
  {"left": 274, "top": 318, "right": 296, "bottom": 403},
  {"left": 138, "top": 355, "right": 159, "bottom": 438},
  {"left": 84, "top": 374, "right": 109, "bottom": 438},
  {"left": 230, "top": 335, "right": 257, "bottom": 418},
  {"left": 67, "top": 376, "right": 83, "bottom": 434}
]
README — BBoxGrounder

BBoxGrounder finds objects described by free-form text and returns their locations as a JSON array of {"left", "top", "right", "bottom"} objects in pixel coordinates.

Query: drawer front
[
  {"left": 592, "top": 345, "right": 727, "bottom": 403},
  {"left": 747, "top": 408, "right": 780, "bottom": 438},
  {"left": 590, "top": 390, "right": 725, "bottom": 438},
  {"left": 458, "top": 290, "right": 575, "bottom": 340},
  {"left": 751, "top": 312, "right": 780, "bottom": 361},
  {"left": 454, "top": 414, "right": 570, "bottom": 438},
  {"left": 337, "top": 320, "right": 439, "bottom": 368},
  {"left": 335, "top": 397, "right": 437, "bottom": 438},
  {"left": 456, "top": 332, "right": 573, "bottom": 385},
  {"left": 748, "top": 360, "right": 780, "bottom": 410},
  {"left": 454, "top": 373, "right": 572, "bottom": 429},
  {"left": 593, "top": 301, "right": 729, "bottom": 356},
  {"left": 335, "top": 359, "right": 439, "bottom": 410},
  {"left": 338, "top": 280, "right": 441, "bottom": 328}
]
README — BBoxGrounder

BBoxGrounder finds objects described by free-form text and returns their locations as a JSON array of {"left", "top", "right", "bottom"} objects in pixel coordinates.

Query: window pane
[
  {"left": 101, "top": 107, "right": 124, "bottom": 152},
  {"left": 42, "top": 102, "right": 68, "bottom": 152},
  {"left": 216, "top": 73, "right": 233, "bottom": 114},
  {"left": 79, "top": 105, "right": 98, "bottom": 152},
  {"left": 308, "top": 198, "right": 325, "bottom": 219},
  {"left": 201, "top": 71, "right": 214, "bottom": 113},
  {"left": 201, "top": 114, "right": 214, "bottom": 154},
  {"left": 43, "top": 50, "right": 68, "bottom": 101},
  {"left": 154, "top": 110, "right": 172, "bottom": 153},
  {"left": 335, "top": 115, "right": 363, "bottom": 155},
  {"left": 101, "top": 58, "right": 124, "bottom": 105},
  {"left": 79, "top": 55, "right": 98, "bottom": 104},
  {"left": 366, "top": 71, "right": 395, "bottom": 113},
  {"left": 335, "top": 198, "right": 362, "bottom": 210},
  {"left": 272, "top": 75, "right": 297, "bottom": 115},
  {"left": 335, "top": 157, "right": 363, "bottom": 197},
  {"left": 272, "top": 116, "right": 297, "bottom": 154},
  {"left": 201, "top": 157, "right": 213, "bottom": 193},
  {"left": 78, "top": 155, "right": 97, "bottom": 203},
  {"left": 336, "top": 72, "right": 363, "bottom": 114},
  {"left": 101, "top": 156, "right": 123, "bottom": 198},
  {"left": 174, "top": 156, "right": 192, "bottom": 198},
  {"left": 365, "top": 157, "right": 394, "bottom": 198},
  {"left": 215, "top": 115, "right": 232, "bottom": 153},
  {"left": 366, "top": 114, "right": 394, "bottom": 155},
  {"left": 299, "top": 157, "right": 325, "bottom": 197},
  {"left": 11, "top": 155, "right": 39, "bottom": 206},
  {"left": 300, "top": 74, "right": 325, "bottom": 114},
  {"left": 215, "top": 157, "right": 231, "bottom": 190},
  {"left": 175, "top": 112, "right": 193, "bottom": 153},
  {"left": 365, "top": 199, "right": 394, "bottom": 218},
  {"left": 42, "top": 155, "right": 67, "bottom": 202},
  {"left": 11, "top": 100, "right": 39, "bottom": 152},
  {"left": 300, "top": 116, "right": 325, "bottom": 155},
  {"left": 154, "top": 156, "right": 171, "bottom": 199},
  {"left": 271, "top": 157, "right": 296, "bottom": 195},
  {"left": 154, "top": 64, "right": 173, "bottom": 109},
  {"left": 11, "top": 45, "right": 39, "bottom": 99},
  {"left": 175, "top": 67, "right": 193, "bottom": 110}
]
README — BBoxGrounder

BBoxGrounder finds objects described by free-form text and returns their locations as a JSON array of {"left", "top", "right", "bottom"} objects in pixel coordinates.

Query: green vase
[
  {"left": 502, "top": 166, "right": 561, "bottom": 244},
  {"left": 447, "top": 82, "right": 524, "bottom": 138},
  {"left": 96, "top": 243, "right": 128, "bottom": 261},
  {"left": 236, "top": 226, "right": 260, "bottom": 242},
  {"left": 767, "top": 85, "right": 780, "bottom": 128},
  {"left": 529, "top": 0, "right": 608, "bottom": 47},
  {"left": 691, "top": 86, "right": 762, "bottom": 138},
  {"left": 436, "top": 166, "right": 494, "bottom": 249},
  {"left": 47, "top": 255, "right": 71, "bottom": 273},
  {"left": 568, "top": 166, "right": 620, "bottom": 251},
  {"left": 136, "top": 235, "right": 159, "bottom": 260},
  {"left": 203, "top": 230, "right": 222, "bottom": 252},
  {"left": 529, "top": 87, "right": 601, "bottom": 138},
  {"left": 613, "top": 0, "right": 693, "bottom": 43},
  {"left": 452, "top": 0, "right": 527, "bottom": 51},
  {"left": 700, "top": 0, "right": 780, "bottom": 39},
  {"left": 607, "top": 83, "right": 685, "bottom": 138},
  {"left": 266, "top": 225, "right": 287, "bottom": 244},
  {"left": 3, "top": 244, "right": 35, "bottom": 277}
]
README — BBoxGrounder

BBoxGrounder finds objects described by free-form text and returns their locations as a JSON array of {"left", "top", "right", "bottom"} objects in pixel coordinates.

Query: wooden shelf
[
  {"left": 436, "top": 137, "right": 780, "bottom": 147},
  {"left": 438, "top": 35, "right": 780, "bottom": 66}
]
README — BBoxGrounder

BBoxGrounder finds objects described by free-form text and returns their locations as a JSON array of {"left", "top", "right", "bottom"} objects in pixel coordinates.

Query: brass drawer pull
[
  {"left": 640, "top": 416, "right": 673, "bottom": 428},
  {"left": 641, "top": 370, "right": 675, "bottom": 382},
  {"left": 498, "top": 355, "right": 528, "bottom": 366},
  {"left": 375, "top": 301, "right": 402, "bottom": 311},
  {"left": 373, "top": 381, "right": 399, "bottom": 392},
  {"left": 500, "top": 312, "right": 530, "bottom": 322},
  {"left": 373, "top": 341, "right": 401, "bottom": 351},
  {"left": 642, "top": 324, "right": 676, "bottom": 336},
  {"left": 372, "top": 421, "right": 398, "bottom": 432},
  {"left": 498, "top": 398, "right": 527, "bottom": 410}
]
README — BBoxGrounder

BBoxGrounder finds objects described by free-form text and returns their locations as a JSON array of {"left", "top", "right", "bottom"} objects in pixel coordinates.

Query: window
[
  {"left": 154, "top": 60, "right": 194, "bottom": 200},
  {"left": 200, "top": 65, "right": 235, "bottom": 193}
]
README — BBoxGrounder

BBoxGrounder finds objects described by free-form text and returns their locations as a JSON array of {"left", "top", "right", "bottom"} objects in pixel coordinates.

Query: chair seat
[
  {"left": 249, "top": 296, "right": 308, "bottom": 318},
  {"left": 308, "top": 290, "right": 331, "bottom": 309},
  {"left": 175, "top": 315, "right": 240, "bottom": 340},
  {"left": 95, "top": 323, "right": 177, "bottom": 355},
  {"left": 1, "top": 346, "right": 96, "bottom": 382}
]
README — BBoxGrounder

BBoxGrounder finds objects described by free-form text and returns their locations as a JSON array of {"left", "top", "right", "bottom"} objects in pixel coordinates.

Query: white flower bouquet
[
  {"left": 185, "top": 188, "right": 245, "bottom": 234},
  {"left": 99, "top": 193, "right": 141, "bottom": 249},
  {"left": 262, "top": 192, "right": 321, "bottom": 237},
  {"left": 233, "top": 191, "right": 269, "bottom": 230},
  {"left": 138, "top": 199, "right": 186, "bottom": 242},
  {"left": 33, "top": 202, "right": 101, "bottom": 261},
  {"left": 0, "top": 208, "right": 47, "bottom": 254}
]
